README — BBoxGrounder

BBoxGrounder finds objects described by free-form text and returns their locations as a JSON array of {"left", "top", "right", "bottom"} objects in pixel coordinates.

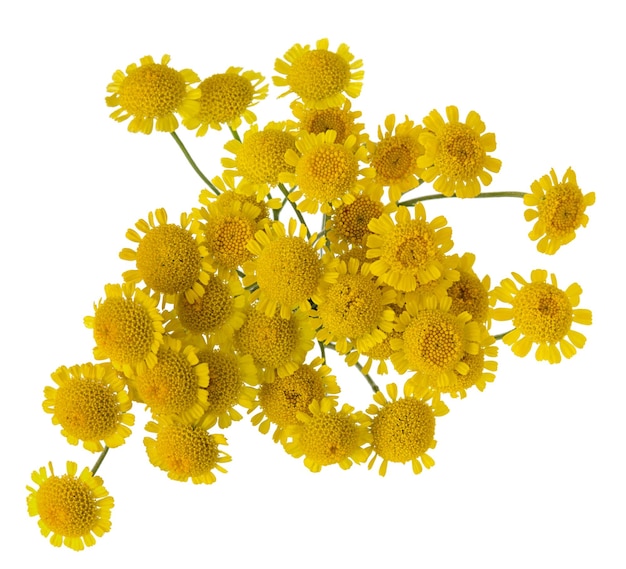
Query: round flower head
[
  {"left": 291, "top": 99, "right": 365, "bottom": 145},
  {"left": 44, "top": 363, "right": 134, "bottom": 452},
  {"left": 366, "top": 204, "right": 459, "bottom": 292},
  {"left": 524, "top": 167, "right": 595, "bottom": 255},
  {"left": 84, "top": 283, "right": 164, "bottom": 378},
  {"left": 366, "top": 383, "right": 449, "bottom": 476},
  {"left": 367, "top": 114, "right": 425, "bottom": 203},
  {"left": 202, "top": 179, "right": 282, "bottom": 224},
  {"left": 26, "top": 461, "right": 113, "bottom": 551},
  {"left": 120, "top": 208, "right": 212, "bottom": 305},
  {"left": 250, "top": 357, "right": 340, "bottom": 442},
  {"left": 280, "top": 130, "right": 374, "bottom": 214},
  {"left": 183, "top": 67, "right": 267, "bottom": 135},
  {"left": 418, "top": 106, "right": 502, "bottom": 198},
  {"left": 222, "top": 122, "right": 298, "bottom": 201},
  {"left": 144, "top": 415, "right": 231, "bottom": 484},
  {"left": 106, "top": 54, "right": 200, "bottom": 134},
  {"left": 445, "top": 252, "right": 491, "bottom": 324},
  {"left": 243, "top": 218, "right": 339, "bottom": 319},
  {"left": 390, "top": 295, "right": 481, "bottom": 388},
  {"left": 195, "top": 346, "right": 257, "bottom": 429},
  {"left": 134, "top": 336, "right": 209, "bottom": 422},
  {"left": 233, "top": 307, "right": 316, "bottom": 381},
  {"left": 283, "top": 398, "right": 372, "bottom": 472},
  {"left": 491, "top": 270, "right": 592, "bottom": 364},
  {"left": 316, "top": 257, "right": 396, "bottom": 354},
  {"left": 274, "top": 38, "right": 364, "bottom": 109}
]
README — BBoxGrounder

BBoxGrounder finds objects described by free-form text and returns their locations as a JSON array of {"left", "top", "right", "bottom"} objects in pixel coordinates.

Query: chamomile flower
[
  {"left": 524, "top": 167, "right": 595, "bottom": 255},
  {"left": 491, "top": 270, "right": 592, "bottom": 363},
  {"left": 26, "top": 461, "right": 113, "bottom": 551},
  {"left": 445, "top": 252, "right": 491, "bottom": 324},
  {"left": 418, "top": 106, "right": 502, "bottom": 198},
  {"left": 274, "top": 38, "right": 364, "bottom": 109},
  {"left": 291, "top": 99, "right": 365, "bottom": 144},
  {"left": 106, "top": 54, "right": 200, "bottom": 134}
]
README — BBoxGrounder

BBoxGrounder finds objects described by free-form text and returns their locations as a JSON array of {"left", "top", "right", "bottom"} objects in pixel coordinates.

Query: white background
[{"left": 2, "top": 1, "right": 623, "bottom": 567}]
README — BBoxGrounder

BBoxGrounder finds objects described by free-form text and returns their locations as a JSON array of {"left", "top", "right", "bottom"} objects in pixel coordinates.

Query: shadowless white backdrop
[{"left": 2, "top": 1, "right": 624, "bottom": 567}]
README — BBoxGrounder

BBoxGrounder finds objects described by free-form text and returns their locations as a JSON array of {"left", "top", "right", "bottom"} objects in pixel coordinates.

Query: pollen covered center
[
  {"left": 372, "top": 137, "right": 417, "bottom": 182},
  {"left": 237, "top": 130, "right": 296, "bottom": 184},
  {"left": 288, "top": 49, "right": 350, "bottom": 102},
  {"left": 539, "top": 183, "right": 586, "bottom": 236},
  {"left": 298, "top": 144, "right": 358, "bottom": 201},
  {"left": 391, "top": 224, "right": 435, "bottom": 269},
  {"left": 205, "top": 216, "right": 255, "bottom": 270},
  {"left": 198, "top": 73, "right": 255, "bottom": 123},
  {"left": 299, "top": 413, "right": 357, "bottom": 466},
  {"left": 437, "top": 123, "right": 485, "bottom": 180},
  {"left": 333, "top": 195, "right": 384, "bottom": 244}
]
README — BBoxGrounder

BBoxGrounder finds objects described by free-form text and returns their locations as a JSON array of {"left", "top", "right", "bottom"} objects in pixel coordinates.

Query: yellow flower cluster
[{"left": 28, "top": 39, "right": 594, "bottom": 550}]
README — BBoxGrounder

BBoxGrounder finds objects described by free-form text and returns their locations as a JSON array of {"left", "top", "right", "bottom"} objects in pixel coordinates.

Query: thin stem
[
  {"left": 170, "top": 131, "right": 220, "bottom": 195},
  {"left": 493, "top": 328, "right": 515, "bottom": 341},
  {"left": 91, "top": 446, "right": 109, "bottom": 475},
  {"left": 228, "top": 126, "right": 241, "bottom": 142},
  {"left": 355, "top": 361, "right": 379, "bottom": 393},
  {"left": 317, "top": 340, "right": 326, "bottom": 361},
  {"left": 277, "top": 183, "right": 310, "bottom": 239},
  {"left": 398, "top": 190, "right": 526, "bottom": 207}
]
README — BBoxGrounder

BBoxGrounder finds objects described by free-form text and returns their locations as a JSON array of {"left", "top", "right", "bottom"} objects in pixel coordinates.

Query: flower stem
[
  {"left": 170, "top": 131, "right": 220, "bottom": 195},
  {"left": 355, "top": 361, "right": 379, "bottom": 393},
  {"left": 91, "top": 446, "right": 109, "bottom": 475},
  {"left": 228, "top": 126, "right": 241, "bottom": 142},
  {"left": 398, "top": 190, "right": 526, "bottom": 207},
  {"left": 278, "top": 183, "right": 310, "bottom": 239},
  {"left": 493, "top": 328, "right": 515, "bottom": 341}
]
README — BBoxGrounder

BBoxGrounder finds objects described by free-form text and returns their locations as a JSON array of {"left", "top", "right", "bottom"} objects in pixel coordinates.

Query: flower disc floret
[
  {"left": 44, "top": 363, "right": 134, "bottom": 452},
  {"left": 106, "top": 54, "right": 200, "bottom": 134},
  {"left": 274, "top": 39, "right": 364, "bottom": 109},
  {"left": 26, "top": 461, "right": 113, "bottom": 551},
  {"left": 446, "top": 253, "right": 491, "bottom": 323},
  {"left": 524, "top": 167, "right": 595, "bottom": 254},
  {"left": 418, "top": 106, "right": 502, "bottom": 198},
  {"left": 291, "top": 99, "right": 364, "bottom": 144}
]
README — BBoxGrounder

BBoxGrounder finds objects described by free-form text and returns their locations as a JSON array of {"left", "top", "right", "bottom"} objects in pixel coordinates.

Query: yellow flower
[
  {"left": 222, "top": 122, "right": 298, "bottom": 201},
  {"left": 390, "top": 295, "right": 481, "bottom": 388},
  {"left": 243, "top": 218, "right": 338, "bottom": 319},
  {"left": 366, "top": 204, "right": 459, "bottom": 292},
  {"left": 183, "top": 67, "right": 267, "bottom": 135},
  {"left": 84, "top": 283, "right": 164, "bottom": 378},
  {"left": 283, "top": 398, "right": 372, "bottom": 472},
  {"left": 144, "top": 415, "right": 231, "bottom": 484},
  {"left": 367, "top": 114, "right": 425, "bottom": 203},
  {"left": 134, "top": 336, "right": 209, "bottom": 422},
  {"left": 491, "top": 270, "right": 592, "bottom": 363},
  {"left": 291, "top": 99, "right": 365, "bottom": 145},
  {"left": 280, "top": 130, "right": 374, "bottom": 214},
  {"left": 250, "top": 357, "right": 340, "bottom": 442},
  {"left": 233, "top": 307, "right": 315, "bottom": 381},
  {"left": 445, "top": 252, "right": 491, "bottom": 324},
  {"left": 44, "top": 363, "right": 134, "bottom": 452},
  {"left": 26, "top": 461, "right": 113, "bottom": 551},
  {"left": 366, "top": 383, "right": 449, "bottom": 476},
  {"left": 524, "top": 167, "right": 595, "bottom": 255},
  {"left": 315, "top": 258, "right": 396, "bottom": 354},
  {"left": 120, "top": 208, "right": 212, "bottom": 305},
  {"left": 106, "top": 54, "right": 200, "bottom": 134},
  {"left": 418, "top": 106, "right": 502, "bottom": 198},
  {"left": 274, "top": 38, "right": 364, "bottom": 109}
]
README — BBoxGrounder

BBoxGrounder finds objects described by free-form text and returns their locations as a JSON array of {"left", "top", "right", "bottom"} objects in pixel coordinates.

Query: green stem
[
  {"left": 318, "top": 340, "right": 326, "bottom": 361},
  {"left": 277, "top": 183, "right": 310, "bottom": 239},
  {"left": 228, "top": 126, "right": 241, "bottom": 142},
  {"left": 493, "top": 328, "right": 515, "bottom": 341},
  {"left": 398, "top": 190, "right": 527, "bottom": 207},
  {"left": 355, "top": 361, "right": 379, "bottom": 393},
  {"left": 170, "top": 131, "right": 220, "bottom": 195},
  {"left": 91, "top": 446, "right": 109, "bottom": 475}
]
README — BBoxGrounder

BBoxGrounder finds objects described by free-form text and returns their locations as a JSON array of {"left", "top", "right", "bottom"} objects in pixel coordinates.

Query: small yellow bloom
[
  {"left": 291, "top": 99, "right": 365, "bottom": 144},
  {"left": 446, "top": 252, "right": 491, "bottom": 324}
]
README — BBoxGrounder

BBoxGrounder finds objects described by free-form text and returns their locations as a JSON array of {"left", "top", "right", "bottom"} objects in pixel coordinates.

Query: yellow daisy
[
  {"left": 445, "top": 252, "right": 491, "bottom": 324},
  {"left": 524, "top": 167, "right": 595, "bottom": 255},
  {"left": 418, "top": 106, "right": 502, "bottom": 198},
  {"left": 183, "top": 67, "right": 267, "bottom": 135},
  {"left": 366, "top": 383, "right": 449, "bottom": 476},
  {"left": 120, "top": 208, "right": 212, "bottom": 304},
  {"left": 250, "top": 357, "right": 340, "bottom": 442},
  {"left": 280, "top": 130, "right": 374, "bottom": 214},
  {"left": 367, "top": 114, "right": 425, "bottom": 203},
  {"left": 491, "top": 269, "right": 592, "bottom": 364},
  {"left": 44, "top": 363, "right": 134, "bottom": 452},
  {"left": 106, "top": 54, "right": 200, "bottom": 134},
  {"left": 243, "top": 218, "right": 339, "bottom": 319},
  {"left": 282, "top": 398, "right": 372, "bottom": 472},
  {"left": 291, "top": 99, "right": 365, "bottom": 145},
  {"left": 144, "top": 414, "right": 231, "bottom": 484},
  {"left": 84, "top": 283, "right": 164, "bottom": 378},
  {"left": 366, "top": 203, "right": 459, "bottom": 292},
  {"left": 273, "top": 38, "right": 364, "bottom": 109},
  {"left": 26, "top": 461, "right": 113, "bottom": 551},
  {"left": 134, "top": 336, "right": 209, "bottom": 423}
]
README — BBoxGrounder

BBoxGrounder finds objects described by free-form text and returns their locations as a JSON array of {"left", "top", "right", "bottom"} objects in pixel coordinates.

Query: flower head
[
  {"left": 26, "top": 461, "right": 113, "bottom": 550},
  {"left": 106, "top": 54, "right": 200, "bottom": 134},
  {"left": 491, "top": 270, "right": 592, "bottom": 363},
  {"left": 418, "top": 106, "right": 502, "bottom": 198},
  {"left": 445, "top": 252, "right": 491, "bottom": 324},
  {"left": 291, "top": 99, "right": 365, "bottom": 145},
  {"left": 274, "top": 39, "right": 364, "bottom": 109},
  {"left": 44, "top": 363, "right": 134, "bottom": 452},
  {"left": 183, "top": 67, "right": 267, "bottom": 135},
  {"left": 524, "top": 167, "right": 595, "bottom": 254}
]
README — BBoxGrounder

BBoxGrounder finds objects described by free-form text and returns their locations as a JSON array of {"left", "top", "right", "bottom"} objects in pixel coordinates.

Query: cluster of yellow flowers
[{"left": 27, "top": 39, "right": 594, "bottom": 550}]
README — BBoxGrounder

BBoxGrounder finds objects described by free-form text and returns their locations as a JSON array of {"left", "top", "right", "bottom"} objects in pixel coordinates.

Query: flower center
[
  {"left": 512, "top": 282, "right": 573, "bottom": 343},
  {"left": 176, "top": 276, "right": 233, "bottom": 334},
  {"left": 371, "top": 137, "right": 419, "bottom": 182},
  {"left": 198, "top": 73, "right": 255, "bottom": 124},
  {"left": 539, "top": 183, "right": 586, "bottom": 236},
  {"left": 391, "top": 224, "right": 435, "bottom": 269},
  {"left": 288, "top": 49, "right": 350, "bottom": 102},
  {"left": 332, "top": 195, "right": 384, "bottom": 244},
  {"left": 304, "top": 108, "right": 351, "bottom": 142},
  {"left": 197, "top": 350, "right": 241, "bottom": 415},
  {"left": 437, "top": 123, "right": 485, "bottom": 180},
  {"left": 205, "top": 215, "right": 255, "bottom": 270},
  {"left": 118, "top": 63, "right": 187, "bottom": 118},
  {"left": 237, "top": 130, "right": 296, "bottom": 185},
  {"left": 447, "top": 271, "right": 489, "bottom": 322},
  {"left": 152, "top": 424, "right": 219, "bottom": 477},
  {"left": 297, "top": 144, "right": 358, "bottom": 202},
  {"left": 299, "top": 413, "right": 358, "bottom": 466}
]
